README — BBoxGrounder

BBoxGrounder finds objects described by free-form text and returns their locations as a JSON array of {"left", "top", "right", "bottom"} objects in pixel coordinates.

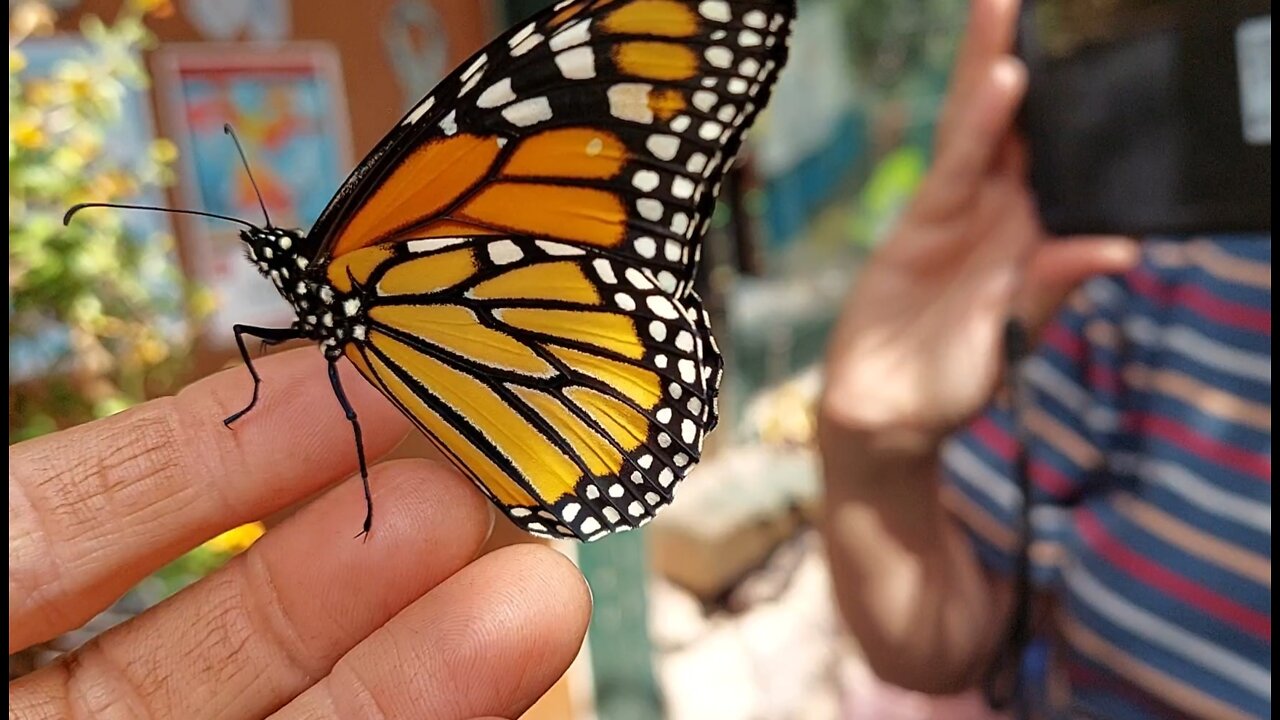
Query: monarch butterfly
[{"left": 66, "top": 0, "right": 796, "bottom": 542}]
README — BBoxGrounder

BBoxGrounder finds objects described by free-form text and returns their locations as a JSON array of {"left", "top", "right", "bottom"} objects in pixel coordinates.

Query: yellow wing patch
[
  {"left": 370, "top": 304, "right": 557, "bottom": 376},
  {"left": 375, "top": 248, "right": 476, "bottom": 296},
  {"left": 470, "top": 261, "right": 601, "bottom": 305},
  {"left": 601, "top": 0, "right": 699, "bottom": 37}
]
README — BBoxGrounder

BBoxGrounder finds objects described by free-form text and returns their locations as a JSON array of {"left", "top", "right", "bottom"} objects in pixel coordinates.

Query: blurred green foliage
[{"left": 9, "top": 0, "right": 203, "bottom": 443}]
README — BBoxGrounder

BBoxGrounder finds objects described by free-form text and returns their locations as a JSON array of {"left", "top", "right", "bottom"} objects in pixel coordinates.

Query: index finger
[
  {"left": 8, "top": 347, "right": 411, "bottom": 653},
  {"left": 936, "top": 0, "right": 1020, "bottom": 152}
]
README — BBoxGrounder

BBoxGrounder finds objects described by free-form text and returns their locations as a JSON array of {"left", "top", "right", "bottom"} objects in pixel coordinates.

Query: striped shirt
[{"left": 942, "top": 237, "right": 1271, "bottom": 719}]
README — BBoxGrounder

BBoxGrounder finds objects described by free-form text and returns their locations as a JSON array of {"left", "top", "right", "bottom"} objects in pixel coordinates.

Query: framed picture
[{"left": 153, "top": 43, "right": 353, "bottom": 349}]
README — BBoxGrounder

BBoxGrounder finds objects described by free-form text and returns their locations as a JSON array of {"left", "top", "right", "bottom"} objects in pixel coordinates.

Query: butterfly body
[{"left": 70, "top": 0, "right": 797, "bottom": 542}]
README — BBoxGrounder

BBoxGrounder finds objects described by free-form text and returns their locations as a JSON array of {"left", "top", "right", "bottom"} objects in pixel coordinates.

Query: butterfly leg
[
  {"left": 223, "top": 324, "right": 301, "bottom": 427},
  {"left": 328, "top": 360, "right": 374, "bottom": 540}
]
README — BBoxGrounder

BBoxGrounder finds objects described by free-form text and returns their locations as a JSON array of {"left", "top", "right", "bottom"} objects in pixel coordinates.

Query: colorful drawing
[{"left": 154, "top": 44, "right": 352, "bottom": 347}]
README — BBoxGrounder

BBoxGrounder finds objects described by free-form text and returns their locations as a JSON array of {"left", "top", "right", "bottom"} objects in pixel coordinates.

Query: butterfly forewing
[{"left": 309, "top": 0, "right": 795, "bottom": 296}]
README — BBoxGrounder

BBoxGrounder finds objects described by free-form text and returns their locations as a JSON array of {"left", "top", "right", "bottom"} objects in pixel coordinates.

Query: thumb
[{"left": 1018, "top": 237, "right": 1141, "bottom": 334}]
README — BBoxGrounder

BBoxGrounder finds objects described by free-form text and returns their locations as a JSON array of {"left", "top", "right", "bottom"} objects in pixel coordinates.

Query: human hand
[
  {"left": 9, "top": 348, "right": 591, "bottom": 720},
  {"left": 821, "top": 0, "right": 1140, "bottom": 454}
]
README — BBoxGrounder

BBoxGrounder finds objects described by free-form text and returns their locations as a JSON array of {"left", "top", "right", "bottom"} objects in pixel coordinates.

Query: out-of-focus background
[{"left": 8, "top": 0, "right": 990, "bottom": 717}]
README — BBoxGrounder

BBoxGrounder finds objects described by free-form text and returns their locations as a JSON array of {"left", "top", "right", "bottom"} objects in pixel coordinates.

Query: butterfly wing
[
  {"left": 332, "top": 235, "right": 721, "bottom": 540},
  {"left": 308, "top": 0, "right": 796, "bottom": 295}
]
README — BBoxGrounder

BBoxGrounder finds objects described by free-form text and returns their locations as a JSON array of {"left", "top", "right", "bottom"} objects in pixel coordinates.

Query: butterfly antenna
[
  {"left": 223, "top": 123, "right": 272, "bottom": 227},
  {"left": 63, "top": 202, "right": 257, "bottom": 229}
]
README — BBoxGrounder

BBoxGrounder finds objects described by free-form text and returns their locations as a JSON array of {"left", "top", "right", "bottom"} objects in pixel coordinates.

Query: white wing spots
[
  {"left": 319, "top": 286, "right": 335, "bottom": 303},
  {"left": 352, "top": 325, "right": 367, "bottom": 340},
  {"left": 440, "top": 109, "right": 458, "bottom": 135},
  {"left": 656, "top": 407, "right": 673, "bottom": 424},
  {"left": 675, "top": 330, "right": 694, "bottom": 351},
  {"left": 296, "top": 256, "right": 309, "bottom": 270},
  {"left": 607, "top": 83, "right": 654, "bottom": 124},
  {"left": 407, "top": 237, "right": 467, "bottom": 253},
  {"left": 686, "top": 153, "right": 707, "bottom": 174},
  {"left": 644, "top": 491, "right": 661, "bottom": 504},
  {"left": 460, "top": 54, "right": 487, "bottom": 82},
  {"left": 705, "top": 46, "right": 734, "bottom": 69},
  {"left": 460, "top": 69, "right": 484, "bottom": 96},
  {"left": 586, "top": 484, "right": 601, "bottom": 499},
  {"left": 555, "top": 46, "right": 596, "bottom": 79},
  {"left": 658, "top": 432, "right": 672, "bottom": 448},
  {"left": 674, "top": 452, "right": 690, "bottom": 467},
  {"left": 678, "top": 358, "right": 696, "bottom": 383},
  {"left": 625, "top": 268, "right": 654, "bottom": 289},
  {"left": 509, "top": 22, "right": 536, "bottom": 47},
  {"left": 656, "top": 270, "right": 678, "bottom": 293},
  {"left": 770, "top": 13, "right": 787, "bottom": 31},
  {"left": 648, "top": 320, "right": 668, "bottom": 341},
  {"left": 536, "top": 240, "right": 585, "bottom": 256},
  {"left": 664, "top": 239, "right": 681, "bottom": 262},
  {"left": 278, "top": 234, "right": 292, "bottom": 250},
  {"left": 632, "top": 169, "right": 660, "bottom": 192},
  {"left": 511, "top": 32, "right": 544, "bottom": 57},
  {"left": 710, "top": 29, "right": 728, "bottom": 41},
  {"left": 638, "top": 454, "right": 654, "bottom": 469},
  {"left": 739, "top": 57, "right": 761, "bottom": 77},
  {"left": 671, "top": 176, "right": 696, "bottom": 199},
  {"left": 502, "top": 96, "right": 554, "bottom": 127},
  {"left": 670, "top": 114, "right": 691, "bottom": 132},
  {"left": 727, "top": 77, "right": 749, "bottom": 94},
  {"left": 295, "top": 281, "right": 307, "bottom": 294},
  {"left": 658, "top": 467, "right": 675, "bottom": 487},
  {"left": 593, "top": 258, "right": 618, "bottom": 283},
  {"left": 628, "top": 501, "right": 644, "bottom": 517},
  {"left": 698, "top": 0, "right": 731, "bottom": 23},
  {"left": 698, "top": 120, "right": 723, "bottom": 140},
  {"left": 669, "top": 382, "right": 682, "bottom": 399},
  {"left": 603, "top": 507, "right": 622, "bottom": 524},
  {"left": 646, "top": 295, "right": 679, "bottom": 319},
  {"left": 403, "top": 96, "right": 435, "bottom": 125},
  {"left": 655, "top": 354, "right": 669, "bottom": 368},
  {"left": 633, "top": 235, "right": 657, "bottom": 258},
  {"left": 608, "top": 482, "right": 625, "bottom": 498},
  {"left": 550, "top": 18, "right": 591, "bottom": 51},
  {"left": 580, "top": 517, "right": 602, "bottom": 534},
  {"left": 717, "top": 105, "right": 737, "bottom": 123},
  {"left": 343, "top": 298, "right": 362, "bottom": 316},
  {"left": 744, "top": 9, "right": 768, "bottom": 28},
  {"left": 670, "top": 212, "right": 690, "bottom": 236},
  {"left": 692, "top": 90, "right": 717, "bottom": 112},
  {"left": 688, "top": 396, "right": 703, "bottom": 415},
  {"left": 477, "top": 77, "right": 516, "bottom": 108},
  {"left": 510, "top": 507, "right": 533, "bottom": 518},
  {"left": 636, "top": 198, "right": 664, "bottom": 221},
  {"left": 562, "top": 502, "right": 581, "bottom": 522},
  {"left": 614, "top": 292, "right": 637, "bottom": 311},
  {"left": 739, "top": 30, "right": 763, "bottom": 47},
  {"left": 488, "top": 239, "right": 524, "bottom": 264},
  {"left": 646, "top": 133, "right": 680, "bottom": 161},
  {"left": 681, "top": 419, "right": 697, "bottom": 444}
]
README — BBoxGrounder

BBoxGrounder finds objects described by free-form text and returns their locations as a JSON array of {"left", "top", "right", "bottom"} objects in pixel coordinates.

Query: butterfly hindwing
[
  {"left": 309, "top": 0, "right": 796, "bottom": 296},
  {"left": 334, "top": 236, "right": 721, "bottom": 540}
]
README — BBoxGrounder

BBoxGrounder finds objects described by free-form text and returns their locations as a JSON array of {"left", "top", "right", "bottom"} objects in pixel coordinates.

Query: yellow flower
[
  {"left": 150, "top": 138, "right": 179, "bottom": 164},
  {"left": 12, "top": 119, "right": 46, "bottom": 149},
  {"left": 203, "top": 522, "right": 266, "bottom": 555}
]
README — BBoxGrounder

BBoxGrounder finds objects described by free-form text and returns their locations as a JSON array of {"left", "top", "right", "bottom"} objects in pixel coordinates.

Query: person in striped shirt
[{"left": 817, "top": 0, "right": 1271, "bottom": 717}]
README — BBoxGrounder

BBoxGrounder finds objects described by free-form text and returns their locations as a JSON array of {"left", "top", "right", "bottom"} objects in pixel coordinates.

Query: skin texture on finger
[
  {"left": 1018, "top": 236, "right": 1141, "bottom": 332},
  {"left": 9, "top": 459, "right": 493, "bottom": 720},
  {"left": 275, "top": 544, "right": 592, "bottom": 720},
  {"left": 8, "top": 348, "right": 411, "bottom": 653}
]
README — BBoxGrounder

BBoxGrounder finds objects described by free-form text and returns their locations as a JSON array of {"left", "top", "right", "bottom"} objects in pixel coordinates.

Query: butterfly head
[{"left": 240, "top": 226, "right": 312, "bottom": 294}]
